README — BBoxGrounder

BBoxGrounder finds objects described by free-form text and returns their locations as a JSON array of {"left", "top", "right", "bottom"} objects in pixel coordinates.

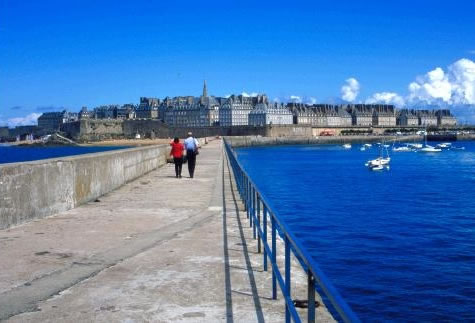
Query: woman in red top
[{"left": 170, "top": 137, "right": 185, "bottom": 178}]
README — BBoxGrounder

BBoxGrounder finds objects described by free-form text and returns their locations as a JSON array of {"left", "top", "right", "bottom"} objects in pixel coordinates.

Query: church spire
[{"left": 202, "top": 80, "right": 208, "bottom": 98}]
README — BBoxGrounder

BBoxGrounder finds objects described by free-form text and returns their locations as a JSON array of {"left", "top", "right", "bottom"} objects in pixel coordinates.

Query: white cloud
[
  {"left": 241, "top": 92, "right": 259, "bottom": 97},
  {"left": 341, "top": 78, "right": 360, "bottom": 102},
  {"left": 4, "top": 113, "right": 41, "bottom": 128},
  {"left": 408, "top": 58, "right": 475, "bottom": 105},
  {"left": 273, "top": 97, "right": 281, "bottom": 103},
  {"left": 365, "top": 92, "right": 405, "bottom": 107},
  {"left": 306, "top": 97, "right": 317, "bottom": 104},
  {"left": 289, "top": 95, "right": 302, "bottom": 103}
]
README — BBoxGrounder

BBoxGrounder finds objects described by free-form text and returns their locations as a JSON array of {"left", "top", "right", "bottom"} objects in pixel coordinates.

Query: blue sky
[{"left": 1, "top": 0, "right": 475, "bottom": 126}]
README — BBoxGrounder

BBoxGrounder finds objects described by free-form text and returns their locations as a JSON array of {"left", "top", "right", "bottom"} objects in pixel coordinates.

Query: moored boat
[
  {"left": 393, "top": 146, "right": 412, "bottom": 152},
  {"left": 436, "top": 142, "right": 452, "bottom": 149},
  {"left": 420, "top": 145, "right": 442, "bottom": 153}
]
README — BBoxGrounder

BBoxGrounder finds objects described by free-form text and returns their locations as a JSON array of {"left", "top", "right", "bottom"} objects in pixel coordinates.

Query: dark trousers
[
  {"left": 187, "top": 150, "right": 196, "bottom": 178},
  {"left": 173, "top": 157, "right": 183, "bottom": 177}
]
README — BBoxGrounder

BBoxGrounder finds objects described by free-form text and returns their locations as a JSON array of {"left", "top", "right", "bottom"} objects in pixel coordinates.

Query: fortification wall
[
  {"left": 62, "top": 120, "right": 313, "bottom": 142},
  {"left": 61, "top": 119, "right": 124, "bottom": 142},
  {"left": 225, "top": 135, "right": 421, "bottom": 147},
  {"left": 0, "top": 145, "right": 168, "bottom": 229},
  {"left": 123, "top": 120, "right": 169, "bottom": 138}
]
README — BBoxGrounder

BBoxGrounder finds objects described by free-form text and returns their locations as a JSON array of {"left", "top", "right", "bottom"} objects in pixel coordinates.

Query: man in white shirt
[{"left": 183, "top": 132, "right": 200, "bottom": 178}]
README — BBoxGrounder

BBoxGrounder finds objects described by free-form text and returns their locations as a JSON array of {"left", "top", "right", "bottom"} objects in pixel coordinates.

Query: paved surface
[{"left": 0, "top": 139, "right": 333, "bottom": 322}]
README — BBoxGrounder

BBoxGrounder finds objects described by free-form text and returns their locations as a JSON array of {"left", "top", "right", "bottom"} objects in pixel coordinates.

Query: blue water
[
  {"left": 237, "top": 142, "right": 475, "bottom": 322},
  {"left": 0, "top": 145, "right": 130, "bottom": 164}
]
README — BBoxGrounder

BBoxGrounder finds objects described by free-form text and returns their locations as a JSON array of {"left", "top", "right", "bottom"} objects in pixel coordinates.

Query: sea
[
  {"left": 236, "top": 141, "right": 475, "bottom": 322},
  {"left": 0, "top": 145, "right": 130, "bottom": 164}
]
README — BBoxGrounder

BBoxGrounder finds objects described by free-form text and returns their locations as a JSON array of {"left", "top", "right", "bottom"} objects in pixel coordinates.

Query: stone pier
[{"left": 0, "top": 139, "right": 333, "bottom": 322}]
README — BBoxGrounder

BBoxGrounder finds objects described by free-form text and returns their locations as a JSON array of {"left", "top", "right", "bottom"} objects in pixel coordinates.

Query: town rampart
[
  {"left": 0, "top": 145, "right": 168, "bottom": 229},
  {"left": 62, "top": 120, "right": 313, "bottom": 142},
  {"left": 225, "top": 134, "right": 422, "bottom": 147}
]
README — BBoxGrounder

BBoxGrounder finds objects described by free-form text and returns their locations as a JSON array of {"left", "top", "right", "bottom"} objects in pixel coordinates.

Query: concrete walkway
[{"left": 0, "top": 139, "right": 333, "bottom": 322}]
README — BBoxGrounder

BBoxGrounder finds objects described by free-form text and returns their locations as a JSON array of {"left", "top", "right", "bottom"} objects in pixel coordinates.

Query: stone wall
[
  {"left": 61, "top": 120, "right": 314, "bottom": 142},
  {"left": 225, "top": 135, "right": 421, "bottom": 148},
  {"left": 61, "top": 119, "right": 124, "bottom": 142},
  {"left": 123, "top": 119, "right": 169, "bottom": 139},
  {"left": 0, "top": 145, "right": 168, "bottom": 229}
]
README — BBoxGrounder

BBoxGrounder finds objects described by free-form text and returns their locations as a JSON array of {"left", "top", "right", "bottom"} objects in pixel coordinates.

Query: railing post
[
  {"left": 250, "top": 187, "right": 253, "bottom": 228},
  {"left": 252, "top": 187, "right": 256, "bottom": 237},
  {"left": 272, "top": 216, "right": 277, "bottom": 300},
  {"left": 263, "top": 205, "right": 268, "bottom": 271},
  {"left": 308, "top": 271, "right": 316, "bottom": 323},
  {"left": 246, "top": 180, "right": 250, "bottom": 218},
  {"left": 285, "top": 235, "right": 291, "bottom": 323},
  {"left": 240, "top": 171, "right": 243, "bottom": 196},
  {"left": 257, "top": 194, "right": 261, "bottom": 253}
]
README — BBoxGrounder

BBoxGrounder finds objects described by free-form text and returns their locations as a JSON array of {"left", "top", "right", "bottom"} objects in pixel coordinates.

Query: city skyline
[{"left": 1, "top": 0, "right": 475, "bottom": 126}]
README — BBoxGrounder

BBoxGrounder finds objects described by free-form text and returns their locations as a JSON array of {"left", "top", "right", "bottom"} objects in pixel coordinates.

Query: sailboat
[
  {"left": 365, "top": 142, "right": 390, "bottom": 169},
  {"left": 419, "top": 131, "right": 441, "bottom": 153}
]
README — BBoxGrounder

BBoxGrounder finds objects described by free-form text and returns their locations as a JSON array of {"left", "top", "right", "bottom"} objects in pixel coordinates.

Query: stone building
[
  {"left": 288, "top": 103, "right": 312, "bottom": 125},
  {"left": 416, "top": 110, "right": 438, "bottom": 127},
  {"left": 313, "top": 104, "right": 352, "bottom": 126},
  {"left": 248, "top": 102, "right": 293, "bottom": 126},
  {"left": 136, "top": 97, "right": 159, "bottom": 119},
  {"left": 220, "top": 94, "right": 267, "bottom": 126},
  {"left": 164, "top": 82, "right": 222, "bottom": 127},
  {"left": 372, "top": 105, "right": 396, "bottom": 126},
  {"left": 347, "top": 105, "right": 374, "bottom": 126},
  {"left": 397, "top": 109, "right": 419, "bottom": 126},
  {"left": 435, "top": 109, "right": 457, "bottom": 126},
  {"left": 288, "top": 104, "right": 352, "bottom": 127},
  {"left": 78, "top": 107, "right": 90, "bottom": 120},
  {"left": 38, "top": 110, "right": 78, "bottom": 131},
  {"left": 93, "top": 105, "right": 117, "bottom": 119},
  {"left": 116, "top": 104, "right": 136, "bottom": 119}
]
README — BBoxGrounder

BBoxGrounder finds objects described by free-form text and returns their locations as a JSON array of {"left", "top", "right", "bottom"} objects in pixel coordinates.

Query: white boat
[
  {"left": 420, "top": 145, "right": 442, "bottom": 152},
  {"left": 370, "top": 164, "right": 384, "bottom": 171},
  {"left": 407, "top": 143, "right": 423, "bottom": 149},
  {"left": 360, "top": 146, "right": 366, "bottom": 151},
  {"left": 364, "top": 144, "right": 372, "bottom": 148},
  {"left": 343, "top": 144, "right": 352, "bottom": 149},
  {"left": 365, "top": 156, "right": 391, "bottom": 167},
  {"left": 393, "top": 146, "right": 412, "bottom": 152},
  {"left": 436, "top": 142, "right": 452, "bottom": 149},
  {"left": 419, "top": 132, "right": 442, "bottom": 152},
  {"left": 366, "top": 141, "right": 391, "bottom": 168}
]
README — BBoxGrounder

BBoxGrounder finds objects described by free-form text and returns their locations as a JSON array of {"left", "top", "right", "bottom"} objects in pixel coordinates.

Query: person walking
[
  {"left": 170, "top": 137, "right": 184, "bottom": 178},
  {"left": 183, "top": 132, "right": 200, "bottom": 178}
]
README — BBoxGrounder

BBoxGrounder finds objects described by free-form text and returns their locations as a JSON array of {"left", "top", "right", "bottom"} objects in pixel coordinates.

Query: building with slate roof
[
  {"left": 136, "top": 97, "right": 159, "bottom": 119},
  {"left": 164, "top": 81, "right": 222, "bottom": 127},
  {"left": 248, "top": 102, "right": 293, "bottom": 126},
  {"left": 372, "top": 105, "right": 396, "bottom": 126},
  {"left": 435, "top": 109, "right": 457, "bottom": 126},
  {"left": 219, "top": 94, "right": 267, "bottom": 126},
  {"left": 416, "top": 110, "right": 438, "bottom": 127},
  {"left": 397, "top": 109, "right": 419, "bottom": 126},
  {"left": 346, "top": 104, "right": 374, "bottom": 126},
  {"left": 38, "top": 110, "right": 78, "bottom": 131}
]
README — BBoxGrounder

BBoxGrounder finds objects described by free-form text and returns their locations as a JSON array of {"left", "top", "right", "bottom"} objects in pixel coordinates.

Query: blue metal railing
[{"left": 224, "top": 139, "right": 360, "bottom": 323}]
